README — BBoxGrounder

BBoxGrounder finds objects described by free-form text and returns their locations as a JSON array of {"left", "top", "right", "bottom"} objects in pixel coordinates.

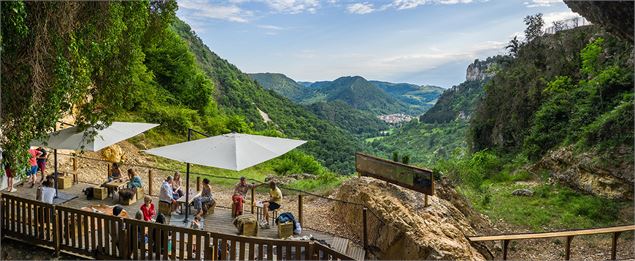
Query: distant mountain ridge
[{"left": 249, "top": 73, "right": 443, "bottom": 116}]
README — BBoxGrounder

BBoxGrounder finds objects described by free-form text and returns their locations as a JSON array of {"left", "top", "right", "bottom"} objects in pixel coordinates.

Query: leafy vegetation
[
  {"left": 306, "top": 101, "right": 388, "bottom": 137},
  {"left": 470, "top": 24, "right": 633, "bottom": 161},
  {"left": 1, "top": 1, "right": 176, "bottom": 172},
  {"left": 368, "top": 120, "right": 467, "bottom": 166},
  {"left": 248, "top": 73, "right": 308, "bottom": 102}
]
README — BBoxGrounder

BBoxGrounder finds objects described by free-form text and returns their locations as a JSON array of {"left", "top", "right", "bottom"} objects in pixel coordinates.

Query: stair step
[
  {"left": 332, "top": 236, "right": 349, "bottom": 254},
  {"left": 346, "top": 242, "right": 365, "bottom": 261}
]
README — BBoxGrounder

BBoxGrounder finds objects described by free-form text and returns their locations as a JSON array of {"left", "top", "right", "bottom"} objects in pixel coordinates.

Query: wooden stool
[
  {"left": 255, "top": 205, "right": 278, "bottom": 226},
  {"left": 159, "top": 201, "right": 172, "bottom": 216}
]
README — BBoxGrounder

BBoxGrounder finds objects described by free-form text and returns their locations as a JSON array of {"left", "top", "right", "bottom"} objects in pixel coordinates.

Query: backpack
[{"left": 83, "top": 187, "right": 94, "bottom": 200}]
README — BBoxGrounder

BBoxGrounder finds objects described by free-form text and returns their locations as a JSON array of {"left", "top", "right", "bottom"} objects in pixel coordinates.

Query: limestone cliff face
[
  {"left": 564, "top": 1, "right": 634, "bottom": 43},
  {"left": 466, "top": 59, "right": 495, "bottom": 81},
  {"left": 333, "top": 177, "right": 492, "bottom": 260},
  {"left": 533, "top": 145, "right": 634, "bottom": 200}
]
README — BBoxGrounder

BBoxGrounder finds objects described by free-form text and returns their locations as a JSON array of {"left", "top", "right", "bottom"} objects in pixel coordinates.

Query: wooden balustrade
[{"left": 0, "top": 193, "right": 355, "bottom": 260}]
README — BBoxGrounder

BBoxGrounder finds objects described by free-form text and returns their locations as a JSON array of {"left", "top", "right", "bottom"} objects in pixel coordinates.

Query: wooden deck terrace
[{"left": 4, "top": 180, "right": 338, "bottom": 248}]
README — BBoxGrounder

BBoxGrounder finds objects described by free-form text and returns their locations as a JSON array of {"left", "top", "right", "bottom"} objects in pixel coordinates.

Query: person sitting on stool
[{"left": 262, "top": 181, "right": 282, "bottom": 228}]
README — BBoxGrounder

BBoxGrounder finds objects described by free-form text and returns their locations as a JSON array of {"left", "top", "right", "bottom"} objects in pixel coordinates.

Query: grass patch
[{"left": 461, "top": 182, "right": 627, "bottom": 231}]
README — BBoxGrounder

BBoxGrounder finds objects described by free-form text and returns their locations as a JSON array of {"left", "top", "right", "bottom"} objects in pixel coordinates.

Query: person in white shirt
[
  {"left": 159, "top": 176, "right": 178, "bottom": 213},
  {"left": 40, "top": 179, "right": 55, "bottom": 204}
]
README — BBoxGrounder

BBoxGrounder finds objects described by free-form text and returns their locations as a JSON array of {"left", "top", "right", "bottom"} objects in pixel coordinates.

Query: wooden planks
[{"left": 468, "top": 225, "right": 635, "bottom": 241}]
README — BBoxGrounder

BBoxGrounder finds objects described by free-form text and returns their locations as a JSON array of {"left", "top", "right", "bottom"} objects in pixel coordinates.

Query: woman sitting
[
  {"left": 109, "top": 163, "right": 122, "bottom": 181},
  {"left": 193, "top": 178, "right": 215, "bottom": 216},
  {"left": 172, "top": 172, "right": 184, "bottom": 199},
  {"left": 127, "top": 169, "right": 143, "bottom": 189}
]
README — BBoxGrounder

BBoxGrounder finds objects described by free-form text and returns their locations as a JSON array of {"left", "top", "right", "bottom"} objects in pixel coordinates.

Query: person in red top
[
  {"left": 140, "top": 195, "right": 155, "bottom": 221},
  {"left": 27, "top": 148, "right": 42, "bottom": 188}
]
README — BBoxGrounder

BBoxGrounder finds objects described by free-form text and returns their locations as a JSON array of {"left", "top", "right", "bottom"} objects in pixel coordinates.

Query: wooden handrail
[
  {"left": 468, "top": 225, "right": 635, "bottom": 241},
  {"left": 468, "top": 225, "right": 635, "bottom": 260}
]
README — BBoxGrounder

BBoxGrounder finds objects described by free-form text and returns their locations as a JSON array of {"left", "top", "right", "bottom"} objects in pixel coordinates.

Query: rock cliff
[
  {"left": 466, "top": 59, "right": 495, "bottom": 81},
  {"left": 533, "top": 145, "right": 634, "bottom": 200},
  {"left": 333, "top": 177, "right": 493, "bottom": 260}
]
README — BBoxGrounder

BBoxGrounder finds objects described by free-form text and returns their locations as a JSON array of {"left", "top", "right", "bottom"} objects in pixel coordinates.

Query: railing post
[
  {"left": 53, "top": 206, "right": 60, "bottom": 258},
  {"left": 197, "top": 176, "right": 201, "bottom": 191},
  {"left": 611, "top": 232, "right": 621, "bottom": 261},
  {"left": 250, "top": 187, "right": 255, "bottom": 214},
  {"left": 565, "top": 236, "right": 574, "bottom": 260},
  {"left": 298, "top": 194, "right": 303, "bottom": 225},
  {"left": 502, "top": 239, "right": 509, "bottom": 260},
  {"left": 308, "top": 239, "right": 315, "bottom": 260},
  {"left": 148, "top": 170, "right": 153, "bottom": 196},
  {"left": 362, "top": 207, "right": 368, "bottom": 253},
  {"left": 72, "top": 157, "right": 78, "bottom": 184},
  {"left": 424, "top": 194, "right": 429, "bottom": 207},
  {"left": 107, "top": 163, "right": 111, "bottom": 181}
]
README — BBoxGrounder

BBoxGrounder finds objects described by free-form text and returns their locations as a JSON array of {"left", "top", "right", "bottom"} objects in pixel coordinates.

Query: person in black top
[{"left": 36, "top": 147, "right": 47, "bottom": 182}]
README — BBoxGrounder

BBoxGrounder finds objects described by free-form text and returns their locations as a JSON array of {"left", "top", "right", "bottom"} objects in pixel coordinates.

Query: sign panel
[{"left": 355, "top": 153, "right": 434, "bottom": 195}]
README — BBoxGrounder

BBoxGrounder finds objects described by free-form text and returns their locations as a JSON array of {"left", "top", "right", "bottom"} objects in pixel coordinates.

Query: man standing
[
  {"left": 232, "top": 176, "right": 256, "bottom": 217},
  {"left": 36, "top": 146, "right": 47, "bottom": 181}
]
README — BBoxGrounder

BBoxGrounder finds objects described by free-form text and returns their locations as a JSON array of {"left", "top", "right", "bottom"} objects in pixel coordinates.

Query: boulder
[
  {"left": 101, "top": 144, "right": 125, "bottom": 163},
  {"left": 511, "top": 189, "right": 534, "bottom": 197},
  {"left": 333, "top": 177, "right": 491, "bottom": 260}
]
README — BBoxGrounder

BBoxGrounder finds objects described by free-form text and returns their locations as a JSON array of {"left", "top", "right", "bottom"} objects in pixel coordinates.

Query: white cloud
[
  {"left": 347, "top": 2, "right": 375, "bottom": 14},
  {"left": 258, "top": 24, "right": 285, "bottom": 30},
  {"left": 389, "top": 0, "right": 473, "bottom": 10},
  {"left": 263, "top": 0, "right": 320, "bottom": 14},
  {"left": 524, "top": 0, "right": 562, "bottom": 8},
  {"left": 542, "top": 11, "right": 581, "bottom": 26},
  {"left": 178, "top": 0, "right": 252, "bottom": 23}
]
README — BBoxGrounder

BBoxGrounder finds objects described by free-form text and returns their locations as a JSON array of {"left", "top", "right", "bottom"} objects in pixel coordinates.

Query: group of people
[
  {"left": 2, "top": 146, "right": 48, "bottom": 193},
  {"left": 232, "top": 177, "right": 283, "bottom": 229},
  {"left": 108, "top": 163, "right": 144, "bottom": 190},
  {"left": 159, "top": 173, "right": 215, "bottom": 219}
]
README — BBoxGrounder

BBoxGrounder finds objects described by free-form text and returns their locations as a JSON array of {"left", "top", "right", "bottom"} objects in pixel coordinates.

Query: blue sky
[{"left": 177, "top": 0, "right": 580, "bottom": 88}]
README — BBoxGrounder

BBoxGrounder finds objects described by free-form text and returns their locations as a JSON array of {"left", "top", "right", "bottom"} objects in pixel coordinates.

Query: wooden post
[
  {"left": 362, "top": 207, "right": 368, "bottom": 253},
  {"left": 611, "top": 232, "right": 621, "bottom": 260},
  {"left": 502, "top": 239, "right": 510, "bottom": 260},
  {"left": 53, "top": 207, "right": 60, "bottom": 258},
  {"left": 72, "top": 157, "right": 78, "bottom": 184},
  {"left": 197, "top": 177, "right": 201, "bottom": 191},
  {"left": 251, "top": 187, "right": 255, "bottom": 214},
  {"left": 107, "top": 164, "right": 111, "bottom": 180},
  {"left": 148, "top": 170, "right": 153, "bottom": 196},
  {"left": 424, "top": 195, "right": 429, "bottom": 207},
  {"left": 298, "top": 194, "right": 303, "bottom": 225},
  {"left": 565, "top": 236, "right": 574, "bottom": 260},
  {"left": 308, "top": 239, "right": 315, "bottom": 260}
]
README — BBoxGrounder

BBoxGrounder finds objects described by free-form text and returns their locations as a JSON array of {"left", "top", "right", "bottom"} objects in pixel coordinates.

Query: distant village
[{"left": 378, "top": 113, "right": 413, "bottom": 124}]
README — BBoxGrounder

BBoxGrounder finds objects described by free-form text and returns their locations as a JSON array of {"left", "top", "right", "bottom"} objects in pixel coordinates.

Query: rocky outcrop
[
  {"left": 533, "top": 145, "right": 634, "bottom": 200},
  {"left": 564, "top": 1, "right": 634, "bottom": 43},
  {"left": 333, "top": 177, "right": 492, "bottom": 260},
  {"left": 466, "top": 59, "right": 495, "bottom": 81}
]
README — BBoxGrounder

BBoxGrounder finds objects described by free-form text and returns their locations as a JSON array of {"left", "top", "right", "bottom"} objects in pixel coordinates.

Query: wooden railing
[
  {"left": 0, "top": 193, "right": 354, "bottom": 260},
  {"left": 469, "top": 225, "right": 635, "bottom": 260}
]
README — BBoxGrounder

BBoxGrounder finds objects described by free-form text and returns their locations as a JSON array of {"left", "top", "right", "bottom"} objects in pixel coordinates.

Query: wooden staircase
[{"left": 331, "top": 237, "right": 365, "bottom": 261}]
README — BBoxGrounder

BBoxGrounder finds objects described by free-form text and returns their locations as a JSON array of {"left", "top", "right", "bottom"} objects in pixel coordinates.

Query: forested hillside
[
  {"left": 370, "top": 81, "right": 444, "bottom": 114},
  {"left": 307, "top": 101, "right": 388, "bottom": 137},
  {"left": 172, "top": 20, "right": 363, "bottom": 174},
  {"left": 249, "top": 73, "right": 307, "bottom": 102}
]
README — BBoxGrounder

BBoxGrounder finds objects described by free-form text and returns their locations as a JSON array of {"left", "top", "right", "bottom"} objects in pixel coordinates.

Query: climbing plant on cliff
[{"left": 0, "top": 0, "right": 177, "bottom": 174}]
